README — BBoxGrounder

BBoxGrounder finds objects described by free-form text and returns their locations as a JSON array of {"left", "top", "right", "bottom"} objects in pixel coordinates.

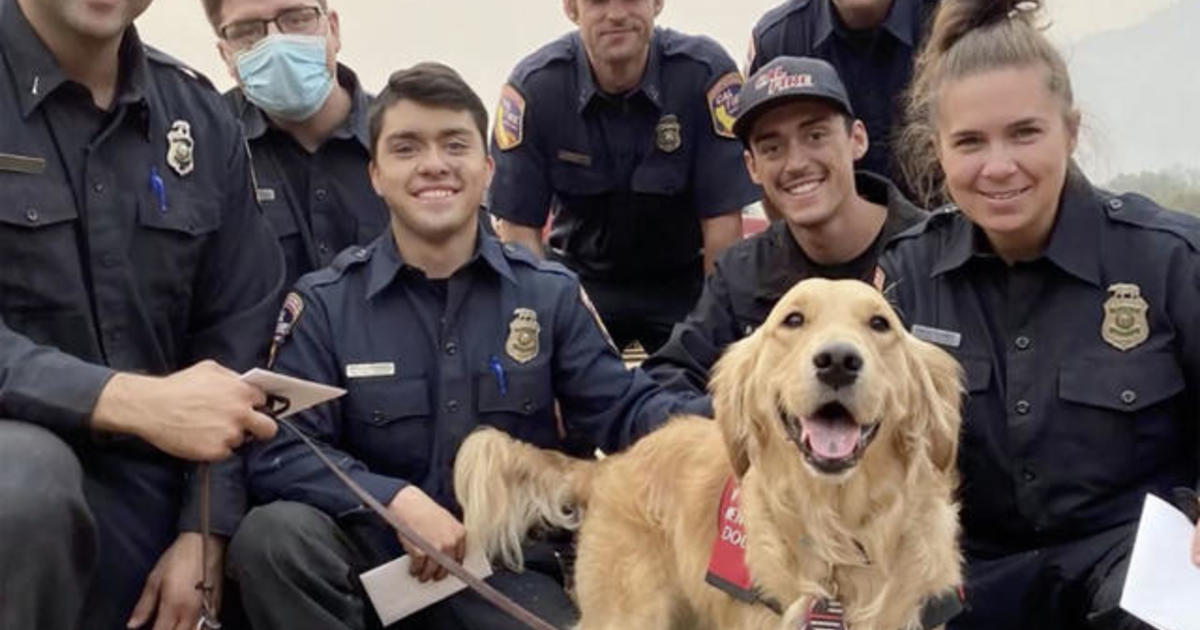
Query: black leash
[{"left": 259, "top": 395, "right": 560, "bottom": 630}]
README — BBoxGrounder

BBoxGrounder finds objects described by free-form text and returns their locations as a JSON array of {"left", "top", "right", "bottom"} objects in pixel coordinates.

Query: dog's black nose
[{"left": 813, "top": 342, "right": 862, "bottom": 388}]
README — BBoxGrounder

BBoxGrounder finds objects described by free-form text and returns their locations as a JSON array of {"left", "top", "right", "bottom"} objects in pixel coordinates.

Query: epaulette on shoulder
[
  {"left": 659, "top": 28, "right": 730, "bottom": 70},
  {"left": 891, "top": 206, "right": 959, "bottom": 242},
  {"left": 144, "top": 46, "right": 215, "bottom": 90},
  {"left": 1102, "top": 191, "right": 1200, "bottom": 252},
  {"left": 501, "top": 243, "right": 576, "bottom": 278},
  {"left": 301, "top": 244, "right": 372, "bottom": 289},
  {"left": 754, "top": 0, "right": 813, "bottom": 37},
  {"left": 510, "top": 33, "right": 575, "bottom": 86}
]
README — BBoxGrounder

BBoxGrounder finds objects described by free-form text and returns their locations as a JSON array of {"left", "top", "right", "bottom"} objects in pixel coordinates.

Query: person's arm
[
  {"left": 550, "top": 278, "right": 693, "bottom": 453},
  {"left": 244, "top": 286, "right": 465, "bottom": 580},
  {"left": 701, "top": 212, "right": 743, "bottom": 274},
  {"left": 693, "top": 65, "right": 759, "bottom": 256},
  {"left": 487, "top": 82, "right": 554, "bottom": 253},
  {"left": 641, "top": 258, "right": 745, "bottom": 416}
]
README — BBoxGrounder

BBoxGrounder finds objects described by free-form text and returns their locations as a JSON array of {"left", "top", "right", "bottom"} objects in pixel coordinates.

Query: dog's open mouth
[{"left": 783, "top": 402, "right": 880, "bottom": 475}]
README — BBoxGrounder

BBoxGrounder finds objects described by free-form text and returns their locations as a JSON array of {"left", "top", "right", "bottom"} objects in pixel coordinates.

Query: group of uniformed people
[{"left": 0, "top": 0, "right": 1196, "bottom": 629}]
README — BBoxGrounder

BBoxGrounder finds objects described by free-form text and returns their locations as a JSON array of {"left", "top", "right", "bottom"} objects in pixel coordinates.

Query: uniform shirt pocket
[
  {"left": 630, "top": 151, "right": 689, "bottom": 196},
  {"left": 0, "top": 175, "right": 82, "bottom": 308},
  {"left": 476, "top": 366, "right": 554, "bottom": 440},
  {"left": 1058, "top": 351, "right": 1187, "bottom": 476},
  {"left": 343, "top": 376, "right": 433, "bottom": 481},
  {"left": 1059, "top": 351, "right": 1184, "bottom": 413}
]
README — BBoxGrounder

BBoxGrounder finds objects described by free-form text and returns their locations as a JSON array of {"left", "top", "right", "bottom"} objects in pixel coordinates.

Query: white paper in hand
[
  {"left": 360, "top": 544, "right": 493, "bottom": 625},
  {"left": 1119, "top": 493, "right": 1200, "bottom": 630},
  {"left": 239, "top": 368, "right": 345, "bottom": 418}
]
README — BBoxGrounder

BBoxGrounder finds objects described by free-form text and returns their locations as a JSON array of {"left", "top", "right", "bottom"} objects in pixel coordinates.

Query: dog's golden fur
[{"left": 454, "top": 279, "right": 964, "bottom": 629}]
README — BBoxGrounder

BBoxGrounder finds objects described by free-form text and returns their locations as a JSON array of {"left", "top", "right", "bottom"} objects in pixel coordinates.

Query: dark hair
[
  {"left": 897, "top": 0, "right": 1075, "bottom": 206},
  {"left": 367, "top": 62, "right": 490, "bottom": 160},
  {"left": 201, "top": 0, "right": 329, "bottom": 30}
]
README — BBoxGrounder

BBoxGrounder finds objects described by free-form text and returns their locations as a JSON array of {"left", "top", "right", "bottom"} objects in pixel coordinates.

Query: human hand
[
  {"left": 126, "top": 532, "right": 224, "bottom": 630},
  {"left": 387, "top": 486, "right": 466, "bottom": 582},
  {"left": 93, "top": 360, "right": 277, "bottom": 461}
]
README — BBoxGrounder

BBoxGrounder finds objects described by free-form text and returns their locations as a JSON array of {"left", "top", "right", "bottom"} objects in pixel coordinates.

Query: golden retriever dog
[{"left": 454, "top": 278, "right": 963, "bottom": 629}]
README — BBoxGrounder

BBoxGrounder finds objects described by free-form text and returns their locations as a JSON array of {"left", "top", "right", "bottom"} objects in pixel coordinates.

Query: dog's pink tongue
[{"left": 801, "top": 417, "right": 859, "bottom": 459}]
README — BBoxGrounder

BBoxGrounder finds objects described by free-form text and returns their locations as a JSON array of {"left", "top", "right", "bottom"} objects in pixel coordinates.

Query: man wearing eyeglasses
[{"left": 202, "top": 0, "right": 389, "bottom": 288}]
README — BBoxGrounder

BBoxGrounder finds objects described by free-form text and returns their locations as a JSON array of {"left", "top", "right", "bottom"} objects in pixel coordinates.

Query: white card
[
  {"left": 1119, "top": 493, "right": 1200, "bottom": 630},
  {"left": 239, "top": 368, "right": 345, "bottom": 418},
  {"left": 359, "top": 544, "right": 493, "bottom": 625}
]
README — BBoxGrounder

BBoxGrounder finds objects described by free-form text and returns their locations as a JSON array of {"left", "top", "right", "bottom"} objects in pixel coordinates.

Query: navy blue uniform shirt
[
  {"left": 879, "top": 175, "right": 1200, "bottom": 557},
  {"left": 248, "top": 228, "right": 685, "bottom": 515},
  {"left": 0, "top": 0, "right": 285, "bottom": 535},
  {"left": 644, "top": 172, "right": 925, "bottom": 409},
  {"left": 227, "top": 64, "right": 389, "bottom": 289},
  {"left": 489, "top": 28, "right": 760, "bottom": 280},
  {"left": 748, "top": 0, "right": 937, "bottom": 185}
]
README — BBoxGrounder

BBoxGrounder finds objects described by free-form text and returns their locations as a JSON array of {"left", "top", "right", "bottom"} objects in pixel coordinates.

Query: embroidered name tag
[
  {"left": 0, "top": 153, "right": 46, "bottom": 175},
  {"left": 345, "top": 362, "right": 396, "bottom": 379},
  {"left": 704, "top": 476, "right": 756, "bottom": 602},
  {"left": 911, "top": 325, "right": 962, "bottom": 349}
]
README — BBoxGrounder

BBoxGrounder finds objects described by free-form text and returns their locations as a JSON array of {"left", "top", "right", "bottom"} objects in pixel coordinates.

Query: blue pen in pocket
[
  {"left": 488, "top": 355, "right": 508, "bottom": 397},
  {"left": 148, "top": 166, "right": 167, "bottom": 213}
]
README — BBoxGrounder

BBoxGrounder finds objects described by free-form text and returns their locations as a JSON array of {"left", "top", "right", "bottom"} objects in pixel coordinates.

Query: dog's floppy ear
[
  {"left": 710, "top": 331, "right": 760, "bottom": 478},
  {"left": 902, "top": 337, "right": 963, "bottom": 474}
]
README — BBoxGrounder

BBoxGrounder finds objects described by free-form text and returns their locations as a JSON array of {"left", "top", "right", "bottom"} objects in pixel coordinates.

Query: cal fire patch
[
  {"left": 707, "top": 71, "right": 743, "bottom": 139},
  {"left": 494, "top": 84, "right": 526, "bottom": 151}
]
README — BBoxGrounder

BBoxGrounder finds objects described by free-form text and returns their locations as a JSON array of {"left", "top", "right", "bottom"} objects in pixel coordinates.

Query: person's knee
[
  {"left": 0, "top": 422, "right": 90, "bottom": 541},
  {"left": 228, "top": 501, "right": 335, "bottom": 578}
]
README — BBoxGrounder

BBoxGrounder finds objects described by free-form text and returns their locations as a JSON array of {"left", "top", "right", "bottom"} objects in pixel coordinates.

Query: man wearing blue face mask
[{"left": 203, "top": 0, "right": 389, "bottom": 289}]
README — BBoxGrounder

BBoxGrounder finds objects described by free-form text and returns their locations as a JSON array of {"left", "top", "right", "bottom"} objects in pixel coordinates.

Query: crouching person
[{"left": 228, "top": 62, "right": 683, "bottom": 630}]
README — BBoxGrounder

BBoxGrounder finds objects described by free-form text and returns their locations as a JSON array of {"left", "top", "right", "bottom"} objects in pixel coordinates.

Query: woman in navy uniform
[{"left": 879, "top": 1, "right": 1200, "bottom": 628}]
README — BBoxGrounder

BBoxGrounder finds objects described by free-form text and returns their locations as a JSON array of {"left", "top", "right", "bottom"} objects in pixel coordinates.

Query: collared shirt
[
  {"left": 489, "top": 28, "right": 761, "bottom": 280},
  {"left": 248, "top": 228, "right": 684, "bottom": 515},
  {"left": 0, "top": 0, "right": 284, "bottom": 534},
  {"left": 227, "top": 64, "right": 389, "bottom": 288},
  {"left": 748, "top": 0, "right": 938, "bottom": 185},
  {"left": 643, "top": 172, "right": 926, "bottom": 407},
  {"left": 879, "top": 175, "right": 1200, "bottom": 557}
]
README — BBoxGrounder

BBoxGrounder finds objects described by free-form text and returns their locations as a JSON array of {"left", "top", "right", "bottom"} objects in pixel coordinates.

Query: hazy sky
[{"left": 136, "top": 0, "right": 1191, "bottom": 180}]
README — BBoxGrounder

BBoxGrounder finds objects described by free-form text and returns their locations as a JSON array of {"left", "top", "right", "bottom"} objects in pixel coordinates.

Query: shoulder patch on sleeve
[
  {"left": 707, "top": 71, "right": 743, "bottom": 139},
  {"left": 494, "top": 84, "right": 526, "bottom": 151},
  {"left": 268, "top": 292, "right": 304, "bottom": 367}
]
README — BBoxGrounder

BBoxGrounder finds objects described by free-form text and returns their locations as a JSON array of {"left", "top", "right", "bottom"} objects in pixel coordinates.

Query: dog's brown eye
[
  {"left": 869, "top": 315, "right": 891, "bottom": 332},
  {"left": 782, "top": 312, "right": 805, "bottom": 328}
]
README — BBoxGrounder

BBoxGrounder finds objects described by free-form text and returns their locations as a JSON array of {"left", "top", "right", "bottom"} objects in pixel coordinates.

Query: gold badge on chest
[
  {"left": 166, "top": 120, "right": 195, "bottom": 177},
  {"left": 1101, "top": 283, "right": 1149, "bottom": 351},
  {"left": 506, "top": 308, "right": 541, "bottom": 364},
  {"left": 655, "top": 114, "right": 682, "bottom": 153}
]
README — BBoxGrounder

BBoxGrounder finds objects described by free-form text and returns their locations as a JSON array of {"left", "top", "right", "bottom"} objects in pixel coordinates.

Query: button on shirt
[
  {"left": 643, "top": 172, "right": 926, "bottom": 407},
  {"left": 748, "top": 0, "right": 937, "bottom": 185},
  {"left": 489, "top": 28, "right": 761, "bottom": 281},
  {"left": 0, "top": 0, "right": 285, "bottom": 534},
  {"left": 228, "top": 64, "right": 389, "bottom": 288},
  {"left": 247, "top": 229, "right": 685, "bottom": 515},
  {"left": 879, "top": 175, "right": 1200, "bottom": 556}
]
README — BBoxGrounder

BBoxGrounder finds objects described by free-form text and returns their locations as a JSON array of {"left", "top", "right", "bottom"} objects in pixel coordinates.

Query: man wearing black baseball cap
[{"left": 643, "top": 56, "right": 928, "bottom": 410}]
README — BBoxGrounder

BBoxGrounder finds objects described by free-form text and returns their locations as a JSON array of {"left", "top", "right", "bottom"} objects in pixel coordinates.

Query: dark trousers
[
  {"left": 227, "top": 501, "right": 578, "bottom": 630},
  {"left": 579, "top": 270, "right": 702, "bottom": 355},
  {"left": 0, "top": 420, "right": 181, "bottom": 630},
  {"left": 951, "top": 525, "right": 1152, "bottom": 630}
]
